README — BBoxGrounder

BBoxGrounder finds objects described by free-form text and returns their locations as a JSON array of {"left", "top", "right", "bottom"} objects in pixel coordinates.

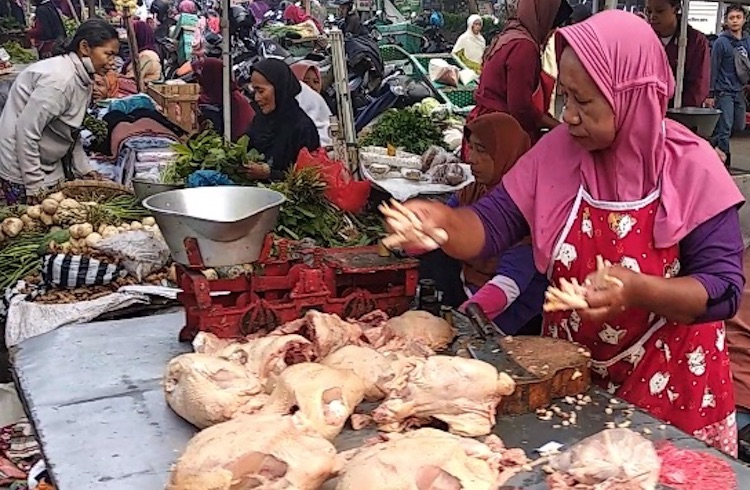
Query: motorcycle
[{"left": 421, "top": 25, "right": 451, "bottom": 53}]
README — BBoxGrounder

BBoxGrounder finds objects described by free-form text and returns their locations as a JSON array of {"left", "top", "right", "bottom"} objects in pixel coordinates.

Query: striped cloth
[{"left": 41, "top": 254, "right": 125, "bottom": 288}]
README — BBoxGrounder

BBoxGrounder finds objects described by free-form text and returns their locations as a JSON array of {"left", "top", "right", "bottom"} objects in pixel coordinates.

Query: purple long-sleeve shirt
[{"left": 470, "top": 184, "right": 744, "bottom": 323}]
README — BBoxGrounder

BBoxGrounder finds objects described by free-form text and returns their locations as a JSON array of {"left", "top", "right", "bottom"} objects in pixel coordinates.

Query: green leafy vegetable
[
  {"left": 361, "top": 108, "right": 446, "bottom": 155},
  {"left": 1, "top": 41, "right": 37, "bottom": 64},
  {"left": 164, "top": 130, "right": 265, "bottom": 184}
]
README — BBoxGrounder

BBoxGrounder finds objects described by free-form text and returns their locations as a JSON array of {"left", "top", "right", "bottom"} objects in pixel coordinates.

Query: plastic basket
[
  {"left": 376, "top": 23, "right": 424, "bottom": 54},
  {"left": 410, "top": 53, "right": 477, "bottom": 113},
  {"left": 379, "top": 44, "right": 411, "bottom": 63}
]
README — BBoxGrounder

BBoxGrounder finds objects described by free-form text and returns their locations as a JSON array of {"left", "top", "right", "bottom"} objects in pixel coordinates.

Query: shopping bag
[{"left": 295, "top": 148, "right": 371, "bottom": 213}]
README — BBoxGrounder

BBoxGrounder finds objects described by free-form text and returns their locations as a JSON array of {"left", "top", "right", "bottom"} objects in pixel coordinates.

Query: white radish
[
  {"left": 49, "top": 192, "right": 66, "bottom": 203},
  {"left": 85, "top": 233, "right": 102, "bottom": 248},
  {"left": 41, "top": 199, "right": 59, "bottom": 215},
  {"left": 26, "top": 205, "right": 42, "bottom": 220},
  {"left": 142, "top": 217, "right": 156, "bottom": 226},
  {"left": 2, "top": 217, "right": 23, "bottom": 238}
]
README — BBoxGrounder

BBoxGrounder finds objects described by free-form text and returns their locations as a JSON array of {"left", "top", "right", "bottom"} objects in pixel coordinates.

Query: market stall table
[{"left": 11, "top": 310, "right": 750, "bottom": 489}]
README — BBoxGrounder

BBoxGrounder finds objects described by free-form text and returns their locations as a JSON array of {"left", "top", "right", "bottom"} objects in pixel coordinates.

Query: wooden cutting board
[{"left": 454, "top": 335, "right": 592, "bottom": 415}]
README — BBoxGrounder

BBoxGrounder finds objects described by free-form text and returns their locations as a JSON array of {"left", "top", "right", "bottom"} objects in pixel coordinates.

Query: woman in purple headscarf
[{"left": 123, "top": 20, "right": 162, "bottom": 83}]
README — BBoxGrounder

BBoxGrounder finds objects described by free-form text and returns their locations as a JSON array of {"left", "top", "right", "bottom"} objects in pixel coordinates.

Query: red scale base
[{"left": 175, "top": 234, "right": 419, "bottom": 341}]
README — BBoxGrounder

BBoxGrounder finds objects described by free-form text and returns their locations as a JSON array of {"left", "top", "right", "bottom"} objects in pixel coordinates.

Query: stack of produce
[
  {"left": 112, "top": 0, "right": 138, "bottom": 13},
  {"left": 0, "top": 192, "right": 171, "bottom": 301}
]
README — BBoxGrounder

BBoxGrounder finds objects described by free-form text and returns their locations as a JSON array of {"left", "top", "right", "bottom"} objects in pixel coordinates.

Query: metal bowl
[
  {"left": 131, "top": 178, "right": 184, "bottom": 203},
  {"left": 666, "top": 107, "right": 722, "bottom": 139},
  {"left": 142, "top": 186, "right": 286, "bottom": 267}
]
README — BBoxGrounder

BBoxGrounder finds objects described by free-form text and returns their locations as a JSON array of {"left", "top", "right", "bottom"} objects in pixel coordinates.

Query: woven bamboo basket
[{"left": 54, "top": 180, "right": 133, "bottom": 202}]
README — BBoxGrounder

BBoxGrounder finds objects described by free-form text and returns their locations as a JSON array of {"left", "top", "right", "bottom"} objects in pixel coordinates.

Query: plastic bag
[
  {"left": 428, "top": 59, "right": 459, "bottom": 87},
  {"left": 94, "top": 230, "right": 171, "bottom": 282},
  {"left": 41, "top": 254, "right": 125, "bottom": 288},
  {"left": 295, "top": 148, "right": 371, "bottom": 213},
  {"left": 550, "top": 429, "right": 660, "bottom": 489}
]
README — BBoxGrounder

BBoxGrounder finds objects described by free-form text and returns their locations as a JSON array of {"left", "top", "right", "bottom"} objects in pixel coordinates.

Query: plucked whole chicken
[
  {"left": 373, "top": 355, "right": 516, "bottom": 436},
  {"left": 321, "top": 345, "right": 395, "bottom": 401},
  {"left": 260, "top": 362, "right": 366, "bottom": 441},
  {"left": 163, "top": 353, "right": 264, "bottom": 429},
  {"left": 334, "top": 428, "right": 528, "bottom": 490},
  {"left": 383, "top": 310, "right": 456, "bottom": 350},
  {"left": 167, "top": 413, "right": 339, "bottom": 490}
]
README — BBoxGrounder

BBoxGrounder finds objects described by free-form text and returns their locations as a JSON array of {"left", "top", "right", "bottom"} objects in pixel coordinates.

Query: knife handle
[{"left": 465, "top": 302, "right": 503, "bottom": 338}]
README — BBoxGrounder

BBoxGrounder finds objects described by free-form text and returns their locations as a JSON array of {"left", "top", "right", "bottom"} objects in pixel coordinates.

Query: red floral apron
[{"left": 544, "top": 187, "right": 737, "bottom": 456}]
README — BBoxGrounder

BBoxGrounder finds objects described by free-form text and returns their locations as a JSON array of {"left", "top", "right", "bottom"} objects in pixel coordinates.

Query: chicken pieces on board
[
  {"left": 334, "top": 428, "right": 528, "bottom": 490},
  {"left": 373, "top": 355, "right": 516, "bottom": 437},
  {"left": 167, "top": 413, "right": 339, "bottom": 490},
  {"left": 163, "top": 353, "right": 265, "bottom": 429},
  {"left": 260, "top": 363, "right": 366, "bottom": 441}
]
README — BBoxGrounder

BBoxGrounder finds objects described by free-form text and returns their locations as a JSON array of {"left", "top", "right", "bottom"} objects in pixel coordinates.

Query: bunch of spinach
[
  {"left": 166, "top": 130, "right": 264, "bottom": 184},
  {"left": 361, "top": 108, "right": 446, "bottom": 155}
]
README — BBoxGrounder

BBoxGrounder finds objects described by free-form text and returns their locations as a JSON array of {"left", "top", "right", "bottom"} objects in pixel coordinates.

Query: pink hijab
[
  {"left": 502, "top": 10, "right": 743, "bottom": 272},
  {"left": 291, "top": 61, "right": 319, "bottom": 81},
  {"left": 178, "top": 0, "right": 197, "bottom": 13}
]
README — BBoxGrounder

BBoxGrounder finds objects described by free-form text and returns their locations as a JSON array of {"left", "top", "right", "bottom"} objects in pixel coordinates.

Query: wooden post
[
  {"left": 673, "top": 3, "right": 690, "bottom": 108},
  {"left": 64, "top": 0, "right": 80, "bottom": 22},
  {"left": 304, "top": 0, "right": 310, "bottom": 15},
  {"left": 124, "top": 9, "right": 144, "bottom": 93}
]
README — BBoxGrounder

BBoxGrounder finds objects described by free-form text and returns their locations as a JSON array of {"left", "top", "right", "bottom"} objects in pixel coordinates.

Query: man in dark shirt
[{"left": 708, "top": 3, "right": 750, "bottom": 167}]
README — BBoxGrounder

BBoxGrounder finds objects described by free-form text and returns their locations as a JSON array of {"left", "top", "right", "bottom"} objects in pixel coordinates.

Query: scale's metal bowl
[
  {"left": 142, "top": 186, "right": 286, "bottom": 267},
  {"left": 131, "top": 178, "right": 184, "bottom": 203},
  {"left": 666, "top": 107, "right": 722, "bottom": 139}
]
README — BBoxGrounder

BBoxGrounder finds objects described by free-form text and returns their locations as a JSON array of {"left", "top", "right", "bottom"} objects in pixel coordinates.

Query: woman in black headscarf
[{"left": 245, "top": 59, "right": 320, "bottom": 181}]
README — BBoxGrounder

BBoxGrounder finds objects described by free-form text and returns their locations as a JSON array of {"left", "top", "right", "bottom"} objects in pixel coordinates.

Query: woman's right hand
[{"left": 381, "top": 199, "right": 452, "bottom": 251}]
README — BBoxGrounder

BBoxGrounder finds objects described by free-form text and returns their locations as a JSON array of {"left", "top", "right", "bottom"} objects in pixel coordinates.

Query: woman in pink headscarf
[{"left": 384, "top": 10, "right": 744, "bottom": 455}]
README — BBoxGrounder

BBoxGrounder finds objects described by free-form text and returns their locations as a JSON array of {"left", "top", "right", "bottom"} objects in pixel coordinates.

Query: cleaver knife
[{"left": 455, "top": 303, "right": 539, "bottom": 382}]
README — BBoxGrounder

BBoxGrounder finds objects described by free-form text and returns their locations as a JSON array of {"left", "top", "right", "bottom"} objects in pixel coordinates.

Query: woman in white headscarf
[{"left": 452, "top": 14, "right": 486, "bottom": 73}]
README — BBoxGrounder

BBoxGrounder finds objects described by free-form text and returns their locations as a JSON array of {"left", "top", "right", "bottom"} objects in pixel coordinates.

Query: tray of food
[{"left": 359, "top": 145, "right": 474, "bottom": 201}]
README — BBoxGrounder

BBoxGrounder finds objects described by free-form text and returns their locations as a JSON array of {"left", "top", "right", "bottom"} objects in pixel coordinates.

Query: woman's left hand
[
  {"left": 245, "top": 163, "right": 271, "bottom": 180},
  {"left": 579, "top": 265, "right": 639, "bottom": 323},
  {"left": 83, "top": 171, "right": 104, "bottom": 181}
]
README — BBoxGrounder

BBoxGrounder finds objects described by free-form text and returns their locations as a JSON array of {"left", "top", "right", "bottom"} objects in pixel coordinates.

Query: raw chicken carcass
[
  {"left": 167, "top": 413, "right": 338, "bottom": 490},
  {"left": 383, "top": 310, "right": 456, "bottom": 351},
  {"left": 192, "top": 332, "right": 237, "bottom": 355},
  {"left": 547, "top": 429, "right": 660, "bottom": 490},
  {"left": 373, "top": 355, "right": 515, "bottom": 436},
  {"left": 261, "top": 362, "right": 366, "bottom": 440},
  {"left": 163, "top": 353, "right": 264, "bottom": 429},
  {"left": 321, "top": 345, "right": 395, "bottom": 401},
  {"left": 217, "top": 334, "right": 315, "bottom": 388},
  {"left": 271, "top": 311, "right": 364, "bottom": 358},
  {"left": 335, "top": 428, "right": 528, "bottom": 490}
]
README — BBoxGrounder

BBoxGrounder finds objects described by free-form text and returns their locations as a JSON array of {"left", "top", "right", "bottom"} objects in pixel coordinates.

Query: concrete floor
[{"left": 730, "top": 132, "right": 750, "bottom": 172}]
